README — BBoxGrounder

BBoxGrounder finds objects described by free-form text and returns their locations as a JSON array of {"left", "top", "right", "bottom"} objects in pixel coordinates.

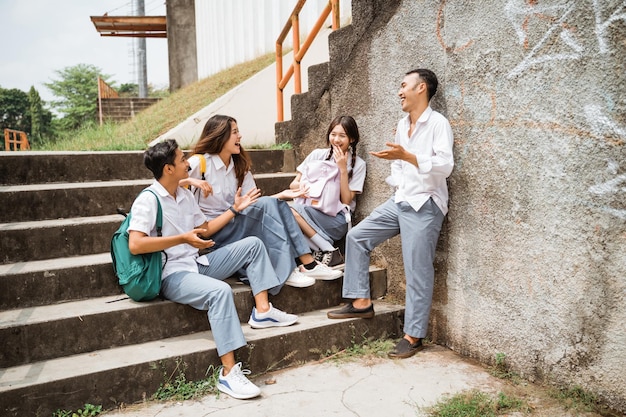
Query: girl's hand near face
[{"left": 333, "top": 144, "right": 348, "bottom": 173}]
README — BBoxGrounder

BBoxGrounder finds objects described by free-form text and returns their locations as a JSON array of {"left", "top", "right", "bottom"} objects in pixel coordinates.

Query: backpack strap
[
  {"left": 142, "top": 189, "right": 163, "bottom": 237},
  {"left": 186, "top": 154, "right": 207, "bottom": 191},
  {"left": 141, "top": 188, "right": 168, "bottom": 271},
  {"left": 195, "top": 154, "right": 206, "bottom": 181}
]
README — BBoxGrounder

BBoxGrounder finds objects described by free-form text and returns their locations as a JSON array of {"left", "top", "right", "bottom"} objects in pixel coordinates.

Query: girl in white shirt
[
  {"left": 289, "top": 116, "right": 366, "bottom": 265},
  {"left": 182, "top": 115, "right": 343, "bottom": 288}
]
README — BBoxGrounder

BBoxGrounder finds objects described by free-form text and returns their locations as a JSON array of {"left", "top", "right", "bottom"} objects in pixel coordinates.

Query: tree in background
[
  {"left": 0, "top": 85, "right": 54, "bottom": 150},
  {"left": 28, "top": 87, "right": 53, "bottom": 147},
  {"left": 0, "top": 86, "right": 30, "bottom": 132},
  {"left": 0, "top": 86, "right": 31, "bottom": 151},
  {"left": 44, "top": 64, "right": 112, "bottom": 131}
]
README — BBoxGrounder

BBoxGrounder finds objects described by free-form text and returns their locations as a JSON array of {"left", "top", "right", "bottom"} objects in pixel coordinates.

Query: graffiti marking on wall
[
  {"left": 588, "top": 166, "right": 626, "bottom": 220},
  {"left": 437, "top": 0, "right": 474, "bottom": 53},
  {"left": 593, "top": 0, "right": 626, "bottom": 53},
  {"left": 506, "top": 0, "right": 626, "bottom": 78},
  {"left": 584, "top": 104, "right": 626, "bottom": 146},
  {"left": 507, "top": 1, "right": 582, "bottom": 78},
  {"left": 586, "top": 104, "right": 626, "bottom": 220}
]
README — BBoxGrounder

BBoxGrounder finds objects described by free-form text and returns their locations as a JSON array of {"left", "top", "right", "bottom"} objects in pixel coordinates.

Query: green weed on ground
[
  {"left": 152, "top": 358, "right": 221, "bottom": 401},
  {"left": 52, "top": 403, "right": 102, "bottom": 417},
  {"left": 424, "top": 390, "right": 530, "bottom": 417},
  {"left": 313, "top": 333, "right": 397, "bottom": 363},
  {"left": 549, "top": 385, "right": 602, "bottom": 414}
]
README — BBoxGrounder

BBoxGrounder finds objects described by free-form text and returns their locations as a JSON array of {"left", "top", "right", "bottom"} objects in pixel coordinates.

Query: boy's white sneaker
[
  {"left": 248, "top": 303, "right": 298, "bottom": 329},
  {"left": 285, "top": 268, "right": 315, "bottom": 287},
  {"left": 299, "top": 262, "right": 343, "bottom": 280},
  {"left": 217, "top": 362, "right": 261, "bottom": 399}
]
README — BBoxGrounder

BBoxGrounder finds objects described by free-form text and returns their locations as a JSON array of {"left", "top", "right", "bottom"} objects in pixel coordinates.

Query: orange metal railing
[
  {"left": 276, "top": 0, "right": 340, "bottom": 122},
  {"left": 4, "top": 129, "right": 30, "bottom": 151},
  {"left": 97, "top": 76, "right": 120, "bottom": 125}
]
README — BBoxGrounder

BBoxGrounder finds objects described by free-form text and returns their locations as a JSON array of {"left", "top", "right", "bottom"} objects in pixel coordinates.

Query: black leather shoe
[
  {"left": 388, "top": 338, "right": 423, "bottom": 359},
  {"left": 327, "top": 302, "right": 374, "bottom": 319}
]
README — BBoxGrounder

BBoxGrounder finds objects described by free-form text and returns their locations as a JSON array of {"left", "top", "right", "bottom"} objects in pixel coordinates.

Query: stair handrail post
[
  {"left": 331, "top": 0, "right": 340, "bottom": 30},
  {"left": 276, "top": 42, "right": 284, "bottom": 122},
  {"left": 275, "top": 0, "right": 341, "bottom": 122},
  {"left": 293, "top": 13, "right": 302, "bottom": 95}
]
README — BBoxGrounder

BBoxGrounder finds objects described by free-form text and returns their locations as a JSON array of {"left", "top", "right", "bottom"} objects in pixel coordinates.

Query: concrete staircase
[{"left": 0, "top": 149, "right": 403, "bottom": 416}]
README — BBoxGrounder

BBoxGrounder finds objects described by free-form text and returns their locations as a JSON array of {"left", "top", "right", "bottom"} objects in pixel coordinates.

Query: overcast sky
[{"left": 0, "top": 0, "right": 169, "bottom": 103}]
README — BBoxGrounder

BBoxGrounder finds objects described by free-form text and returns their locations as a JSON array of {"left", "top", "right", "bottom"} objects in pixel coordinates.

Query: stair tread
[
  {"left": 0, "top": 264, "right": 377, "bottom": 326},
  {"left": 251, "top": 172, "right": 296, "bottom": 178},
  {"left": 0, "top": 179, "right": 152, "bottom": 193},
  {"left": 0, "top": 253, "right": 112, "bottom": 277},
  {"left": 0, "top": 285, "right": 250, "bottom": 328},
  {"left": 0, "top": 174, "right": 296, "bottom": 193},
  {"left": 0, "top": 301, "right": 404, "bottom": 392},
  {"left": 0, "top": 214, "right": 124, "bottom": 230}
]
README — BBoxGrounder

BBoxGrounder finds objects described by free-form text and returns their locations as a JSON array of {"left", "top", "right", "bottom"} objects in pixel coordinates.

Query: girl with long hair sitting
[{"left": 181, "top": 114, "right": 342, "bottom": 289}]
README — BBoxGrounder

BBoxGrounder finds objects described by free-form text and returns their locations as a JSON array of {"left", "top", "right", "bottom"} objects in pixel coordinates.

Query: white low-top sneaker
[
  {"left": 217, "top": 362, "right": 261, "bottom": 399},
  {"left": 285, "top": 268, "right": 315, "bottom": 287},
  {"left": 248, "top": 303, "right": 298, "bottom": 329},
  {"left": 299, "top": 262, "right": 343, "bottom": 280}
]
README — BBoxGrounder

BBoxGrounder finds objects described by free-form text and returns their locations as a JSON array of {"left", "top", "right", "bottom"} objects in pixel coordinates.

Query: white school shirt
[
  {"left": 127, "top": 181, "right": 207, "bottom": 279},
  {"left": 387, "top": 106, "right": 454, "bottom": 215},
  {"left": 188, "top": 153, "right": 256, "bottom": 220},
  {"left": 296, "top": 148, "right": 366, "bottom": 212}
]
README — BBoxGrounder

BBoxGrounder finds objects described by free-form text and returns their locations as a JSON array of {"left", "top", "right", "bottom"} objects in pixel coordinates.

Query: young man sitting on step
[{"left": 127, "top": 139, "right": 299, "bottom": 399}]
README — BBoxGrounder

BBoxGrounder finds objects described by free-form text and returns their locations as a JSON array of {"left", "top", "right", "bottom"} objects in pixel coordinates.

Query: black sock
[{"left": 303, "top": 261, "right": 317, "bottom": 270}]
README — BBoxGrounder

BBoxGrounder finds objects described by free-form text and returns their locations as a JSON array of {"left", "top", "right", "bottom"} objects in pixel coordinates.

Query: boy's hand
[{"left": 186, "top": 229, "right": 215, "bottom": 248}]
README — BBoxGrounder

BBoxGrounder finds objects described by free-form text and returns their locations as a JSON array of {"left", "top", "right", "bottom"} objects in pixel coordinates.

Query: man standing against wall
[{"left": 327, "top": 69, "right": 454, "bottom": 359}]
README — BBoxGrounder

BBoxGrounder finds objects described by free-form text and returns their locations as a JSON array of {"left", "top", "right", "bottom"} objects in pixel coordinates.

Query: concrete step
[
  {"left": 0, "top": 266, "right": 387, "bottom": 368},
  {"left": 0, "top": 253, "right": 120, "bottom": 310},
  {"left": 0, "top": 180, "right": 151, "bottom": 222},
  {"left": 0, "top": 215, "right": 123, "bottom": 264},
  {"left": 0, "top": 149, "right": 295, "bottom": 186},
  {"left": 0, "top": 172, "right": 297, "bottom": 222},
  {"left": 0, "top": 301, "right": 405, "bottom": 417}
]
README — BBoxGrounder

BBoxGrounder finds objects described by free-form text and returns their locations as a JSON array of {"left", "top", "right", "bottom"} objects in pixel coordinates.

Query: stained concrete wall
[{"left": 294, "top": 0, "right": 625, "bottom": 412}]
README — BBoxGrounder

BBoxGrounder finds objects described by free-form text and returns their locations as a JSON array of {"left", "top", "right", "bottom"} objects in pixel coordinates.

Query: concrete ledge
[
  {"left": 0, "top": 301, "right": 404, "bottom": 417},
  {"left": 0, "top": 254, "right": 120, "bottom": 310},
  {"left": 0, "top": 215, "right": 123, "bottom": 265},
  {"left": 0, "top": 267, "right": 386, "bottom": 368},
  {"left": 0, "top": 149, "right": 295, "bottom": 186}
]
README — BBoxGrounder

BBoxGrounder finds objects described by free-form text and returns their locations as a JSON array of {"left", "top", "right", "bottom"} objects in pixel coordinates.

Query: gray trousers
[
  {"left": 161, "top": 236, "right": 280, "bottom": 356},
  {"left": 211, "top": 197, "right": 311, "bottom": 287},
  {"left": 343, "top": 198, "right": 444, "bottom": 338}
]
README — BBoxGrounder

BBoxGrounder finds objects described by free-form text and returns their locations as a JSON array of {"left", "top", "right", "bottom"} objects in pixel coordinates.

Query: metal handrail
[{"left": 276, "top": 0, "right": 340, "bottom": 122}]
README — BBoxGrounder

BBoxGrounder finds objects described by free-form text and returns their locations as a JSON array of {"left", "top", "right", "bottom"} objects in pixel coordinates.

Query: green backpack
[{"left": 111, "top": 189, "right": 165, "bottom": 301}]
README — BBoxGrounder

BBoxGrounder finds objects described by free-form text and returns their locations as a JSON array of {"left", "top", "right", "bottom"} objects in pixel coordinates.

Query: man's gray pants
[{"left": 342, "top": 197, "right": 444, "bottom": 338}]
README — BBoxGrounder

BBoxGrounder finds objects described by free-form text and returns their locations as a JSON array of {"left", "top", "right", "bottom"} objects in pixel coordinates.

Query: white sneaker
[
  {"left": 299, "top": 262, "right": 343, "bottom": 280},
  {"left": 285, "top": 268, "right": 315, "bottom": 287},
  {"left": 217, "top": 362, "right": 261, "bottom": 399},
  {"left": 248, "top": 303, "right": 298, "bottom": 329}
]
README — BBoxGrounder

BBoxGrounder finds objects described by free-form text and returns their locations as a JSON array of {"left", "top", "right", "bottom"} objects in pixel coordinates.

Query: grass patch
[
  {"left": 488, "top": 352, "right": 521, "bottom": 382},
  {"left": 248, "top": 141, "right": 293, "bottom": 150},
  {"left": 152, "top": 358, "right": 221, "bottom": 402},
  {"left": 38, "top": 52, "right": 276, "bottom": 151},
  {"left": 315, "top": 333, "right": 396, "bottom": 363},
  {"left": 425, "top": 390, "right": 530, "bottom": 417},
  {"left": 549, "top": 385, "right": 602, "bottom": 414},
  {"left": 52, "top": 403, "right": 102, "bottom": 417}
]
